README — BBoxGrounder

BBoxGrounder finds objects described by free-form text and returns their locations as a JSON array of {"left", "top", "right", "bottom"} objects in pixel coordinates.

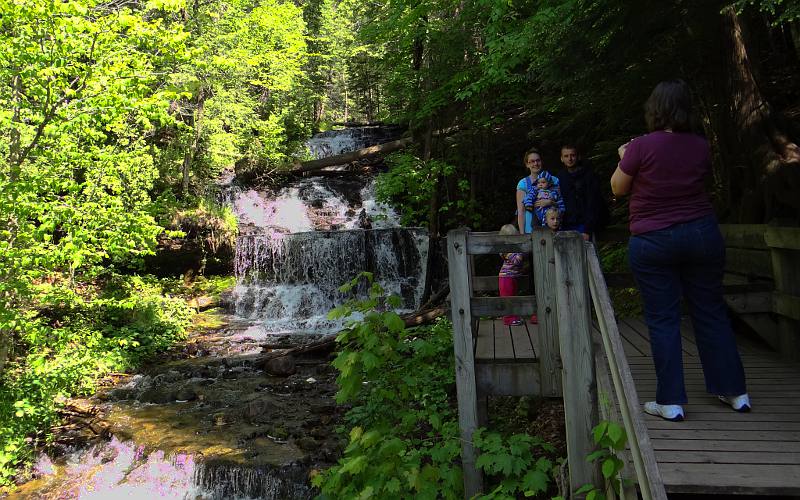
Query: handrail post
[
  {"left": 446, "top": 228, "right": 483, "bottom": 497},
  {"left": 531, "top": 227, "right": 562, "bottom": 397},
  {"left": 585, "top": 242, "right": 668, "bottom": 500},
  {"left": 553, "top": 232, "right": 599, "bottom": 491}
]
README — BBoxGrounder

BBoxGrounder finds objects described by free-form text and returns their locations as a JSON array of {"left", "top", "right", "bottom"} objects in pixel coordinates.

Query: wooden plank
[
  {"left": 739, "top": 313, "right": 779, "bottom": 351},
  {"left": 769, "top": 246, "right": 800, "bottom": 360},
  {"left": 725, "top": 247, "right": 773, "bottom": 279},
  {"left": 586, "top": 244, "right": 667, "bottom": 500},
  {"left": 765, "top": 226, "right": 800, "bottom": 251},
  {"left": 492, "top": 322, "right": 516, "bottom": 360},
  {"left": 466, "top": 232, "right": 533, "bottom": 254},
  {"left": 475, "top": 362, "right": 541, "bottom": 396},
  {"left": 446, "top": 228, "right": 483, "bottom": 496},
  {"left": 725, "top": 292, "right": 773, "bottom": 314},
  {"left": 593, "top": 333, "right": 638, "bottom": 499},
  {"left": 471, "top": 296, "right": 537, "bottom": 317},
  {"left": 652, "top": 439, "right": 800, "bottom": 452},
  {"left": 472, "top": 275, "right": 532, "bottom": 293},
  {"left": 656, "top": 449, "right": 800, "bottom": 465},
  {"left": 625, "top": 317, "right": 698, "bottom": 357},
  {"left": 553, "top": 233, "right": 600, "bottom": 492},
  {"left": 531, "top": 228, "right": 561, "bottom": 398},
  {"left": 719, "top": 224, "right": 768, "bottom": 249},
  {"left": 658, "top": 463, "right": 800, "bottom": 495},
  {"left": 474, "top": 319, "right": 494, "bottom": 361},
  {"left": 647, "top": 429, "right": 800, "bottom": 441},
  {"left": 644, "top": 419, "right": 800, "bottom": 431},
  {"left": 617, "top": 319, "right": 651, "bottom": 356},
  {"left": 510, "top": 323, "right": 536, "bottom": 360},
  {"left": 774, "top": 291, "right": 800, "bottom": 321}
]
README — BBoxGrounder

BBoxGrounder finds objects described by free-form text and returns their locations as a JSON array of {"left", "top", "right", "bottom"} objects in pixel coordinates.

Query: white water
[
  {"left": 228, "top": 127, "right": 428, "bottom": 338},
  {"left": 26, "top": 438, "right": 307, "bottom": 499}
]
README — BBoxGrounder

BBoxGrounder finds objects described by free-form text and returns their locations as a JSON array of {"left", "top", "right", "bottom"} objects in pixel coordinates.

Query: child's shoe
[
  {"left": 529, "top": 315, "right": 538, "bottom": 324},
  {"left": 643, "top": 401, "right": 684, "bottom": 422},
  {"left": 510, "top": 319, "right": 523, "bottom": 326}
]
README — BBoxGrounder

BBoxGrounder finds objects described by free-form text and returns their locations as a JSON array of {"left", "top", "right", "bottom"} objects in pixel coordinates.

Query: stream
[{"left": 10, "top": 126, "right": 427, "bottom": 499}]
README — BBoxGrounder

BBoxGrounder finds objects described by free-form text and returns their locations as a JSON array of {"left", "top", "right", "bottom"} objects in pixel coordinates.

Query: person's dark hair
[
  {"left": 523, "top": 147, "right": 541, "bottom": 165},
  {"left": 560, "top": 143, "right": 579, "bottom": 154},
  {"left": 644, "top": 79, "right": 692, "bottom": 132}
]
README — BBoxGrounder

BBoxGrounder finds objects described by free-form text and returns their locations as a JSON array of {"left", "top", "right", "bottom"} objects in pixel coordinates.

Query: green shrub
[
  {"left": 0, "top": 275, "right": 192, "bottom": 487},
  {"left": 313, "top": 273, "right": 556, "bottom": 499}
]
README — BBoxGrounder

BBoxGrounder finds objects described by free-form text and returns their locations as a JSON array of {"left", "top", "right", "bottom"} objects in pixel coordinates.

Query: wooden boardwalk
[
  {"left": 476, "top": 316, "right": 800, "bottom": 495},
  {"left": 617, "top": 316, "right": 800, "bottom": 495}
]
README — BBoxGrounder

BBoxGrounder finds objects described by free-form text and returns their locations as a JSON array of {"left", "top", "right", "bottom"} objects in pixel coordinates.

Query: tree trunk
[
  {"left": 693, "top": 6, "right": 800, "bottom": 223},
  {"left": 182, "top": 93, "right": 206, "bottom": 198}
]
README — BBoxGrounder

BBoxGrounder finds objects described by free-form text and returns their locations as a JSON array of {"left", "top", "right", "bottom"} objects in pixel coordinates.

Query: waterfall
[
  {"left": 227, "top": 126, "right": 428, "bottom": 337},
  {"left": 234, "top": 227, "right": 428, "bottom": 334},
  {"left": 305, "top": 125, "right": 404, "bottom": 159}
]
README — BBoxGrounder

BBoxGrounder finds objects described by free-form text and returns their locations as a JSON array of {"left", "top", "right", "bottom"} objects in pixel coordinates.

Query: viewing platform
[{"left": 447, "top": 226, "right": 800, "bottom": 499}]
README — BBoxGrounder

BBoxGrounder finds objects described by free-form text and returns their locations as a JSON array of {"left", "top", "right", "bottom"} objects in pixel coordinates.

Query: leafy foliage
[
  {"left": 376, "top": 152, "right": 480, "bottom": 228},
  {"left": 472, "top": 429, "right": 555, "bottom": 499},
  {"left": 564, "top": 421, "right": 628, "bottom": 500},
  {"left": 315, "top": 274, "right": 463, "bottom": 498},
  {"left": 0, "top": 276, "right": 192, "bottom": 486},
  {"left": 315, "top": 274, "right": 557, "bottom": 499}
]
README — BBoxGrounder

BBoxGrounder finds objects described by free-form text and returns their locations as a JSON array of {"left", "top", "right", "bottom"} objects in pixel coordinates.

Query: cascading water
[
  {"left": 304, "top": 125, "right": 404, "bottom": 159},
  {"left": 230, "top": 177, "right": 428, "bottom": 337}
]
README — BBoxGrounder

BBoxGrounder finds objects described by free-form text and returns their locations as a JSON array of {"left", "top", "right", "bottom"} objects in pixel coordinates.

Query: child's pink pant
[{"left": 498, "top": 276, "right": 520, "bottom": 325}]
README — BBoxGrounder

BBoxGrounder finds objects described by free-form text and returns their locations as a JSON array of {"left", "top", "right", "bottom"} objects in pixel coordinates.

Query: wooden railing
[
  {"left": 586, "top": 244, "right": 668, "bottom": 500},
  {"left": 446, "top": 228, "right": 667, "bottom": 499},
  {"left": 598, "top": 224, "right": 800, "bottom": 359}
]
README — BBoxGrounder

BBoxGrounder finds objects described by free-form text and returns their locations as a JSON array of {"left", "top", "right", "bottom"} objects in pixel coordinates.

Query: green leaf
[{"left": 383, "top": 312, "right": 405, "bottom": 333}]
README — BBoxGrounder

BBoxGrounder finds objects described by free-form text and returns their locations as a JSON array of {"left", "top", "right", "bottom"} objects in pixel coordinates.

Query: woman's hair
[
  {"left": 644, "top": 79, "right": 692, "bottom": 132},
  {"left": 522, "top": 147, "right": 541, "bottom": 165},
  {"left": 499, "top": 224, "right": 518, "bottom": 235}
]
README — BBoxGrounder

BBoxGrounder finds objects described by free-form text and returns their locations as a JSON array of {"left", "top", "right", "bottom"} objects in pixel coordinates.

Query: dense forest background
[{"left": 1, "top": 0, "right": 799, "bottom": 488}]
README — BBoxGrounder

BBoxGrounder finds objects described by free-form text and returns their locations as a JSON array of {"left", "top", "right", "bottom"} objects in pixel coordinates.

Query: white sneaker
[
  {"left": 643, "top": 401, "right": 684, "bottom": 421},
  {"left": 719, "top": 393, "right": 751, "bottom": 412}
]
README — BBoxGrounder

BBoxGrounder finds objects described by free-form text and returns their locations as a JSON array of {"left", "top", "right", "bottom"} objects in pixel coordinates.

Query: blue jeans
[{"left": 629, "top": 215, "right": 746, "bottom": 405}]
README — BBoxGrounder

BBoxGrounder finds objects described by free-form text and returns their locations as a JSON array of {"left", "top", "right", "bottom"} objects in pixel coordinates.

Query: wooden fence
[{"left": 447, "top": 228, "right": 667, "bottom": 499}]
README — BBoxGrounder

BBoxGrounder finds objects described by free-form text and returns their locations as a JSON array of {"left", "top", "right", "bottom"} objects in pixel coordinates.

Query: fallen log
[
  {"left": 402, "top": 307, "right": 447, "bottom": 327},
  {"left": 331, "top": 121, "right": 389, "bottom": 127},
  {"left": 259, "top": 333, "right": 338, "bottom": 361},
  {"left": 291, "top": 137, "right": 413, "bottom": 174}
]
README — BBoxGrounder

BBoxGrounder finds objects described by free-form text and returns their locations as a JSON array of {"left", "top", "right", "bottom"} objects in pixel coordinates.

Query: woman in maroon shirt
[{"left": 611, "top": 80, "right": 749, "bottom": 421}]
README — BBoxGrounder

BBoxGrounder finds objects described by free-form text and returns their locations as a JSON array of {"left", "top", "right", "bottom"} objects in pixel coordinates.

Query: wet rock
[
  {"left": 309, "top": 427, "right": 328, "bottom": 439},
  {"left": 139, "top": 388, "right": 177, "bottom": 404},
  {"left": 175, "top": 387, "right": 198, "bottom": 402},
  {"left": 295, "top": 437, "right": 320, "bottom": 452},
  {"left": 187, "top": 295, "right": 219, "bottom": 311},
  {"left": 310, "top": 402, "right": 336, "bottom": 415},
  {"left": 243, "top": 399, "right": 273, "bottom": 421},
  {"left": 263, "top": 355, "right": 296, "bottom": 376}
]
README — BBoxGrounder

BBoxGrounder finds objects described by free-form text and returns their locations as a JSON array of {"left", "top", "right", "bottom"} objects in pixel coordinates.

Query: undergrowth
[
  {"left": 0, "top": 274, "right": 199, "bottom": 489},
  {"left": 313, "top": 273, "right": 558, "bottom": 499}
]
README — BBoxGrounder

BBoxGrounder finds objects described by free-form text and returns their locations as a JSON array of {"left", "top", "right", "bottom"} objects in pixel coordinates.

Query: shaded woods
[{"left": 335, "top": 0, "right": 800, "bottom": 231}]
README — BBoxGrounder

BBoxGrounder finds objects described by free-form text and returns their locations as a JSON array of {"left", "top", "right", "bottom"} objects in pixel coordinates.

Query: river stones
[{"left": 263, "top": 355, "right": 296, "bottom": 376}]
